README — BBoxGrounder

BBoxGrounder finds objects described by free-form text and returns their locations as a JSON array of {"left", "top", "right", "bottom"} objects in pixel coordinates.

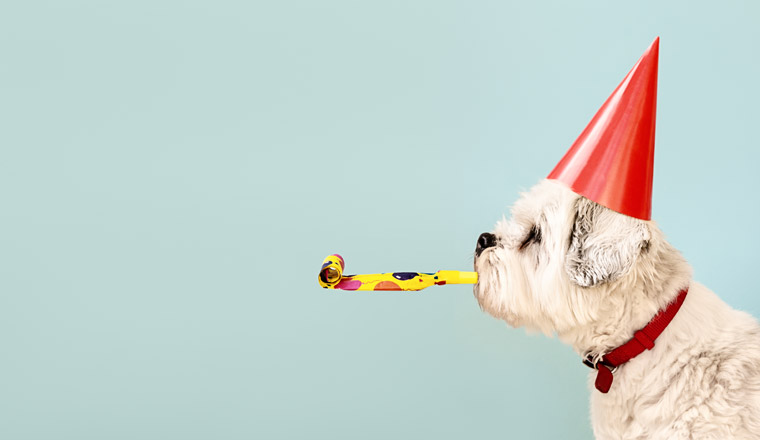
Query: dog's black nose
[{"left": 476, "top": 232, "right": 497, "bottom": 255}]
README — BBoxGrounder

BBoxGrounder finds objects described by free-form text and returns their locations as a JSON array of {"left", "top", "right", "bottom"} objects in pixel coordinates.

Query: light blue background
[{"left": 2, "top": 1, "right": 759, "bottom": 439}]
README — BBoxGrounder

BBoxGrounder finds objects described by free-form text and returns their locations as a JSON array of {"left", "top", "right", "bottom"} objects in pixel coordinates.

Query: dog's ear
[{"left": 565, "top": 197, "right": 650, "bottom": 287}]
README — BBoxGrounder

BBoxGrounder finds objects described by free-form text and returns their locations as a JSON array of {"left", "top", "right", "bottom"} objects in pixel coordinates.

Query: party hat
[{"left": 548, "top": 37, "right": 660, "bottom": 220}]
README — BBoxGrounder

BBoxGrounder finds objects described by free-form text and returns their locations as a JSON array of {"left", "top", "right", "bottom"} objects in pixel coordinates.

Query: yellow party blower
[{"left": 318, "top": 254, "right": 478, "bottom": 291}]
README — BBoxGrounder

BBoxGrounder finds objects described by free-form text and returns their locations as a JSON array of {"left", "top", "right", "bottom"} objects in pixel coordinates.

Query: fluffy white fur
[{"left": 474, "top": 179, "right": 760, "bottom": 439}]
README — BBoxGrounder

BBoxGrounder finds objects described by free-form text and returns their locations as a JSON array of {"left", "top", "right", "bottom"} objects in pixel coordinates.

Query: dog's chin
[
  {"left": 473, "top": 251, "right": 523, "bottom": 328},
  {"left": 472, "top": 251, "right": 493, "bottom": 301}
]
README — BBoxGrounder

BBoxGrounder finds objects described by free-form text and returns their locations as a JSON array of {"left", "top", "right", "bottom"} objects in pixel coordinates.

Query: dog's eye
[{"left": 519, "top": 225, "right": 541, "bottom": 250}]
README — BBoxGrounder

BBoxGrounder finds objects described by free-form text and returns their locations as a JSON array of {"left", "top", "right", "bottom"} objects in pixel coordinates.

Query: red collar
[{"left": 583, "top": 288, "right": 689, "bottom": 393}]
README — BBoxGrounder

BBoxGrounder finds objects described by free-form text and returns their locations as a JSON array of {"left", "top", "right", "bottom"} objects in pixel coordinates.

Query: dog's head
[{"left": 473, "top": 179, "right": 662, "bottom": 336}]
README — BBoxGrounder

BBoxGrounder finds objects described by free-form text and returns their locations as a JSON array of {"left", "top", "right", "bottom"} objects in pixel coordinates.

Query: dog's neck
[{"left": 559, "top": 239, "right": 693, "bottom": 357}]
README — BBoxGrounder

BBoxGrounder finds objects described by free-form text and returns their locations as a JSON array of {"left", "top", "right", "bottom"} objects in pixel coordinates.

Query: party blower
[{"left": 318, "top": 254, "right": 478, "bottom": 291}]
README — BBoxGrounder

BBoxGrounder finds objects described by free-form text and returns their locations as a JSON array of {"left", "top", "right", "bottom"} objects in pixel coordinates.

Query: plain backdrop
[{"left": 1, "top": 1, "right": 759, "bottom": 439}]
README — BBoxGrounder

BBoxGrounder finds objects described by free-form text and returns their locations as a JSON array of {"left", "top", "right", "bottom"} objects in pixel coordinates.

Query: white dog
[{"left": 473, "top": 179, "right": 760, "bottom": 439}]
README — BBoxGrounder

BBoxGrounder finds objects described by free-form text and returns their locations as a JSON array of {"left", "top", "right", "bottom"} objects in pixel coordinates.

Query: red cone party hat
[{"left": 548, "top": 37, "right": 660, "bottom": 220}]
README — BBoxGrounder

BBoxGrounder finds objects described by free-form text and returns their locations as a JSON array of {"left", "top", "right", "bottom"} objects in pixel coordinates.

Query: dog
[{"left": 473, "top": 178, "right": 760, "bottom": 438}]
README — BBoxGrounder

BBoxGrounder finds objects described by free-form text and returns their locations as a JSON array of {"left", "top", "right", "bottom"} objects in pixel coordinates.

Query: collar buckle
[
  {"left": 582, "top": 354, "right": 596, "bottom": 369},
  {"left": 582, "top": 354, "right": 618, "bottom": 373}
]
